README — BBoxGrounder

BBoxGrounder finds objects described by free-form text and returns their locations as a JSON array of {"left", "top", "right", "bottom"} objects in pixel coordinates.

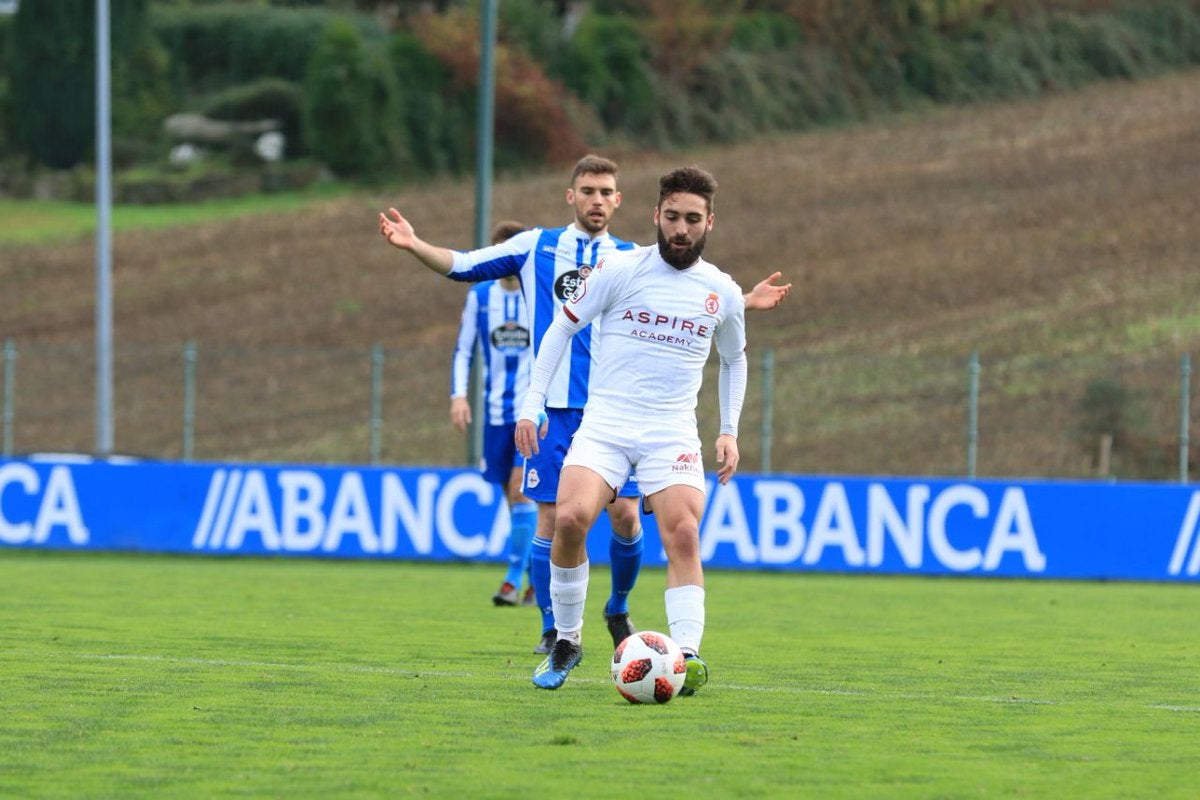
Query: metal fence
[{"left": 1, "top": 338, "right": 1193, "bottom": 483}]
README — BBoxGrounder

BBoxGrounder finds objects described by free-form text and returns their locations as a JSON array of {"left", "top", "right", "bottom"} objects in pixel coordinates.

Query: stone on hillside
[{"left": 163, "top": 113, "right": 280, "bottom": 146}]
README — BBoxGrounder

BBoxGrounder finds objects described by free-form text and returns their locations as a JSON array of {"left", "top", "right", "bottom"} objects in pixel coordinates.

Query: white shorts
[{"left": 562, "top": 414, "right": 705, "bottom": 498}]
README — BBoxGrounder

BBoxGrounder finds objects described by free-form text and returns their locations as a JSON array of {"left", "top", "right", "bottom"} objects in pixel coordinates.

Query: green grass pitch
[{"left": 1, "top": 550, "right": 1196, "bottom": 798}]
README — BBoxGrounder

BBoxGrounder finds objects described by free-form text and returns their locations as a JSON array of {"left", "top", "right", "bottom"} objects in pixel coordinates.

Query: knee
[
  {"left": 555, "top": 504, "right": 593, "bottom": 540},
  {"left": 662, "top": 521, "right": 701, "bottom": 560},
  {"left": 608, "top": 500, "right": 641, "bottom": 538}
]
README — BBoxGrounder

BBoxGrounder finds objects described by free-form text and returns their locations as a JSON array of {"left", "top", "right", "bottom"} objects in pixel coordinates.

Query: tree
[
  {"left": 303, "top": 18, "right": 406, "bottom": 179},
  {"left": 11, "top": 0, "right": 95, "bottom": 169},
  {"left": 9, "top": 0, "right": 166, "bottom": 170}
]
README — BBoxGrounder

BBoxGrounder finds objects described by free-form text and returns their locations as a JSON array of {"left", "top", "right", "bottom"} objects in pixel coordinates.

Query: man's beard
[
  {"left": 657, "top": 227, "right": 707, "bottom": 270},
  {"left": 577, "top": 209, "right": 607, "bottom": 234}
]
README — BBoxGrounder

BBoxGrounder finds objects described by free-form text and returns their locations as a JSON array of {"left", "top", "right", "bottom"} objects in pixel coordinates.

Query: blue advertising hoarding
[{"left": 2, "top": 455, "right": 1198, "bottom": 581}]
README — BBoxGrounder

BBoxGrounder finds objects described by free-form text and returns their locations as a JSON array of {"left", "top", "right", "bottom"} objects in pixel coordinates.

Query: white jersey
[
  {"left": 447, "top": 224, "right": 636, "bottom": 410},
  {"left": 522, "top": 245, "right": 748, "bottom": 435}
]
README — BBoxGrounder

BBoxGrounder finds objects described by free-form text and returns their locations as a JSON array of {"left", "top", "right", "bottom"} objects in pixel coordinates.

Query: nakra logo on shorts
[{"left": 672, "top": 453, "right": 702, "bottom": 473}]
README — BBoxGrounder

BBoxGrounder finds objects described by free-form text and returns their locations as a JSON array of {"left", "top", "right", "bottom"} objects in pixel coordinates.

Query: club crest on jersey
[
  {"left": 705, "top": 293, "right": 719, "bottom": 314},
  {"left": 565, "top": 272, "right": 588, "bottom": 304},
  {"left": 554, "top": 269, "right": 588, "bottom": 302},
  {"left": 491, "top": 323, "right": 530, "bottom": 350}
]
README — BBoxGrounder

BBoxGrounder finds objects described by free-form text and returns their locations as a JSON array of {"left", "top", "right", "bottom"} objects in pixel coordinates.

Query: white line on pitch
[{"left": 71, "top": 652, "right": 1199, "bottom": 712}]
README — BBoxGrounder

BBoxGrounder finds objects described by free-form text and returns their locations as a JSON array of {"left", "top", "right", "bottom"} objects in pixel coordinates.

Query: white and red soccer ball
[{"left": 611, "top": 630, "right": 687, "bottom": 704}]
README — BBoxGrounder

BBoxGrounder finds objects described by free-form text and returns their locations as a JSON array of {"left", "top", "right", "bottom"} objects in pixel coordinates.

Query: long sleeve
[
  {"left": 716, "top": 292, "right": 748, "bottom": 437},
  {"left": 447, "top": 229, "right": 538, "bottom": 282},
  {"left": 518, "top": 311, "right": 579, "bottom": 421},
  {"left": 718, "top": 348, "right": 748, "bottom": 437},
  {"left": 450, "top": 289, "right": 480, "bottom": 397}
]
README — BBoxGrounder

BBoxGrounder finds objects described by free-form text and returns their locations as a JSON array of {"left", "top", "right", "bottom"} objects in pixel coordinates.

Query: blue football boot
[{"left": 532, "top": 639, "right": 583, "bottom": 690}]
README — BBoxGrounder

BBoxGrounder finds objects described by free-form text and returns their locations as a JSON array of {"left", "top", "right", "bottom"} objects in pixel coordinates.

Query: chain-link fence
[{"left": 2, "top": 339, "right": 1193, "bottom": 482}]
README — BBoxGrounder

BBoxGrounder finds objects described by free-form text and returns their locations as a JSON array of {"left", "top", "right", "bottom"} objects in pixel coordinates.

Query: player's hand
[
  {"left": 744, "top": 271, "right": 792, "bottom": 311},
  {"left": 449, "top": 396, "right": 470, "bottom": 434},
  {"left": 379, "top": 207, "right": 416, "bottom": 250},
  {"left": 514, "top": 413, "right": 548, "bottom": 458},
  {"left": 715, "top": 433, "right": 740, "bottom": 484}
]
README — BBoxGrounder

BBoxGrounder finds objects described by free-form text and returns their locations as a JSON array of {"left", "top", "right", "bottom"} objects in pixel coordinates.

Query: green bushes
[
  {"left": 8, "top": 0, "right": 170, "bottom": 171},
  {"left": 554, "top": 13, "right": 659, "bottom": 140},
  {"left": 112, "top": 16, "right": 173, "bottom": 161},
  {"left": 303, "top": 20, "right": 404, "bottom": 180},
  {"left": 860, "top": 1, "right": 1200, "bottom": 106},
  {"left": 10, "top": 1, "right": 94, "bottom": 169},
  {"left": 6, "top": 1, "right": 1200, "bottom": 190},
  {"left": 1117, "top": 0, "right": 1200, "bottom": 65},
  {"left": 410, "top": 7, "right": 588, "bottom": 171},
  {"left": 0, "top": 14, "right": 11, "bottom": 158},
  {"left": 388, "top": 32, "right": 472, "bottom": 177},
  {"left": 201, "top": 78, "right": 305, "bottom": 159},
  {"left": 152, "top": 4, "right": 382, "bottom": 92}
]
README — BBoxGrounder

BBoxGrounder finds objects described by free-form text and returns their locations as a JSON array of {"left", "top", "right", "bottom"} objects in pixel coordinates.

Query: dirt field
[{"left": 3, "top": 69, "right": 1199, "bottom": 478}]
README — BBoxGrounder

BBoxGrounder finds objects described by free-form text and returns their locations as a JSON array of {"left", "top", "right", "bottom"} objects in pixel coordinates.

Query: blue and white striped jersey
[
  {"left": 446, "top": 225, "right": 636, "bottom": 409},
  {"left": 451, "top": 280, "right": 531, "bottom": 426}
]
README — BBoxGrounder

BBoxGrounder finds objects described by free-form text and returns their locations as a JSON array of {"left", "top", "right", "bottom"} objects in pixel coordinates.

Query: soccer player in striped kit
[
  {"left": 380, "top": 155, "right": 790, "bottom": 657},
  {"left": 516, "top": 165, "right": 743, "bottom": 694},
  {"left": 449, "top": 221, "right": 537, "bottom": 608}
]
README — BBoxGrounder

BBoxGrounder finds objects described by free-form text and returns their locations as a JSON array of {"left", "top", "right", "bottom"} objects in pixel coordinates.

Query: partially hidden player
[{"left": 450, "top": 220, "right": 537, "bottom": 607}]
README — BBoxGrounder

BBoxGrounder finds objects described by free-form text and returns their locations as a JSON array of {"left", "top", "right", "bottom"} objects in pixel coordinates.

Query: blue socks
[
  {"left": 503, "top": 501, "right": 536, "bottom": 588},
  {"left": 605, "top": 529, "right": 643, "bottom": 617},
  {"left": 530, "top": 534, "right": 555, "bottom": 633},
  {"left": 532, "top": 526, "right": 642, "bottom": 628}
]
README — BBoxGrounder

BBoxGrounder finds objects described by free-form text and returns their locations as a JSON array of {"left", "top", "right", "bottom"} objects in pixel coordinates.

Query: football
[{"left": 611, "top": 630, "right": 687, "bottom": 704}]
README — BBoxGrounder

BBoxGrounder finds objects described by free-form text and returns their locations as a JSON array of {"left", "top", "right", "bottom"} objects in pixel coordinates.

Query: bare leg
[
  {"left": 547, "top": 465, "right": 613, "bottom": 643},
  {"left": 648, "top": 484, "right": 708, "bottom": 675},
  {"left": 651, "top": 485, "right": 706, "bottom": 589}
]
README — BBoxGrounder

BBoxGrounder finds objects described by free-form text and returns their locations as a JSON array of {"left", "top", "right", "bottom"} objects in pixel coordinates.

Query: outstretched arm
[
  {"left": 743, "top": 271, "right": 792, "bottom": 311},
  {"left": 378, "top": 207, "right": 455, "bottom": 275}
]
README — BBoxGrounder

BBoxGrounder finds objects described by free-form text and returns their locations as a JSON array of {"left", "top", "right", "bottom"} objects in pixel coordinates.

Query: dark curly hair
[{"left": 657, "top": 166, "right": 717, "bottom": 212}]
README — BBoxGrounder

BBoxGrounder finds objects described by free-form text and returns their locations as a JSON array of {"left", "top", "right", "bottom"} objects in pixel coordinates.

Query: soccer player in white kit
[
  {"left": 517, "top": 166, "right": 746, "bottom": 694},
  {"left": 380, "top": 157, "right": 789, "bottom": 659}
]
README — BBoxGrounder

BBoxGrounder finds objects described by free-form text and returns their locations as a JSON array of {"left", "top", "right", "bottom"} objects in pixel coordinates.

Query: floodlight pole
[
  {"left": 95, "top": 0, "right": 114, "bottom": 456},
  {"left": 466, "top": 0, "right": 497, "bottom": 466},
  {"left": 474, "top": 0, "right": 497, "bottom": 251}
]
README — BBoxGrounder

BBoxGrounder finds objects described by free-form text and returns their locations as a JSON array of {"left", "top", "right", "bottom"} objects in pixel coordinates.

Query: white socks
[
  {"left": 550, "top": 560, "right": 589, "bottom": 643},
  {"left": 665, "top": 584, "right": 706, "bottom": 655},
  {"left": 548, "top": 568, "right": 706, "bottom": 653}
]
